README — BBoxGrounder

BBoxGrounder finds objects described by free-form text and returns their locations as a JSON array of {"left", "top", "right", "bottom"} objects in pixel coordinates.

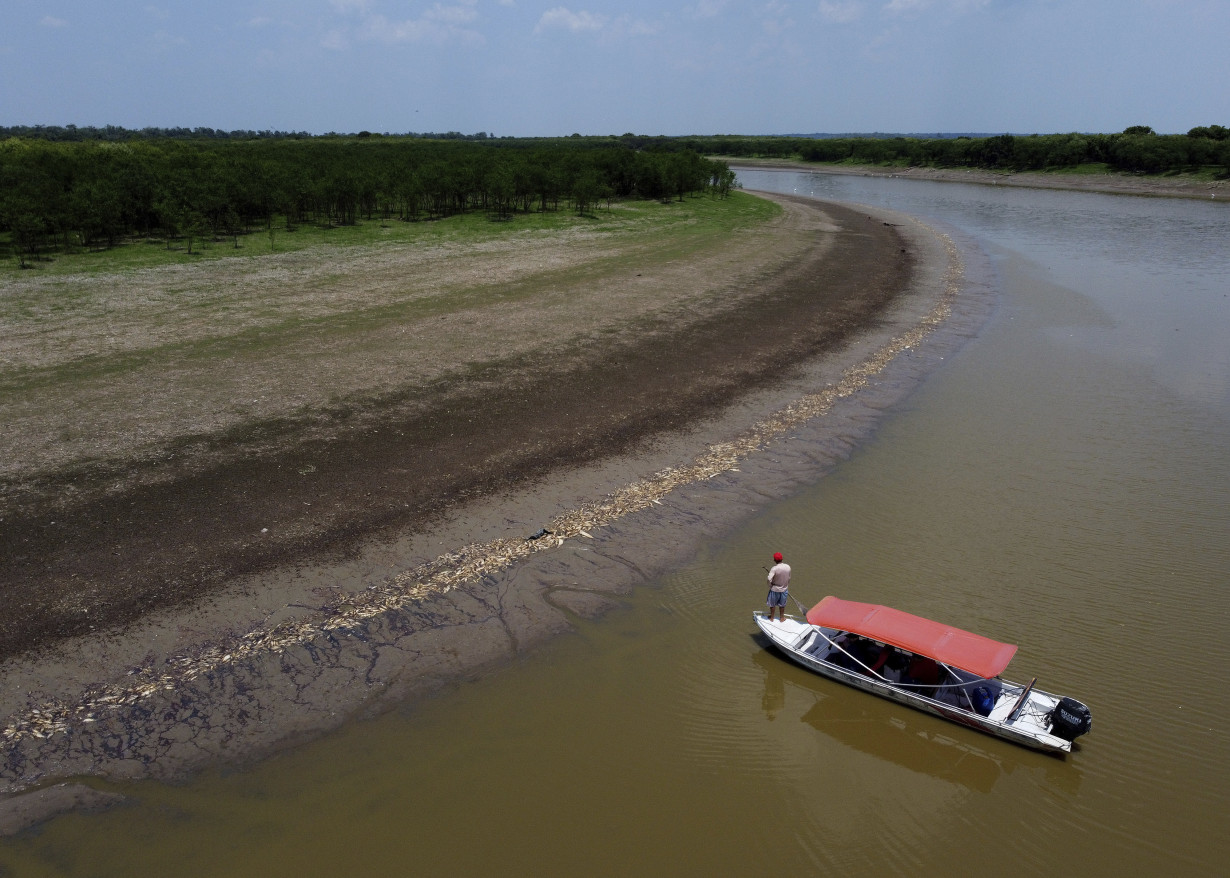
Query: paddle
[{"left": 1006, "top": 677, "right": 1038, "bottom": 723}]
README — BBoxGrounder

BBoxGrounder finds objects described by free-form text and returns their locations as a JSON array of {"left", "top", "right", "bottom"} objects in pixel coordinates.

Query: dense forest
[
  {"left": 0, "top": 124, "right": 501, "bottom": 142},
  {"left": 0, "top": 137, "right": 734, "bottom": 265},
  {"left": 3, "top": 125, "right": 1226, "bottom": 266}
]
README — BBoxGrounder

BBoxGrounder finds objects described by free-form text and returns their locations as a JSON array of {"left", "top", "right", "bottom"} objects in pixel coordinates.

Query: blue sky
[{"left": 3, "top": 1, "right": 1227, "bottom": 136}]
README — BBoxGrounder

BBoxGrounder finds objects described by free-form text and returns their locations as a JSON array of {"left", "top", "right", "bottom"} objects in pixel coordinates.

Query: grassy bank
[{"left": 2, "top": 190, "right": 775, "bottom": 280}]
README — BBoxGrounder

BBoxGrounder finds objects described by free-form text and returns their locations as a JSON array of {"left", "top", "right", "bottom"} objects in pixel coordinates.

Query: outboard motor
[{"left": 1049, "top": 697, "right": 1093, "bottom": 741}]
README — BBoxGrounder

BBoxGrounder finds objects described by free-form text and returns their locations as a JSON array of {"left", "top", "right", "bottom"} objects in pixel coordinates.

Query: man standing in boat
[{"left": 766, "top": 552, "right": 791, "bottom": 623}]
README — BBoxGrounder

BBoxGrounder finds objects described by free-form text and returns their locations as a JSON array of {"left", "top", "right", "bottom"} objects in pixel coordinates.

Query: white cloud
[
  {"left": 759, "top": 0, "right": 794, "bottom": 36},
  {"left": 864, "top": 22, "right": 900, "bottom": 57},
  {"left": 535, "top": 8, "right": 607, "bottom": 34},
  {"left": 819, "top": 1, "right": 863, "bottom": 23},
  {"left": 691, "top": 0, "right": 730, "bottom": 18},
  {"left": 883, "top": 0, "right": 988, "bottom": 13},
  {"left": 532, "top": 8, "right": 664, "bottom": 40},
  {"left": 363, "top": 15, "right": 431, "bottom": 41},
  {"left": 324, "top": 2, "right": 485, "bottom": 48},
  {"left": 883, "top": 0, "right": 929, "bottom": 13},
  {"left": 625, "top": 18, "right": 663, "bottom": 36},
  {"left": 321, "top": 28, "right": 350, "bottom": 50},
  {"left": 424, "top": 4, "right": 479, "bottom": 26},
  {"left": 150, "top": 29, "right": 188, "bottom": 52}
]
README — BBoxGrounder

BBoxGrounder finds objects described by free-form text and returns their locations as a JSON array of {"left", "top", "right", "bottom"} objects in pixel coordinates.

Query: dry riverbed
[{"left": 0, "top": 191, "right": 975, "bottom": 833}]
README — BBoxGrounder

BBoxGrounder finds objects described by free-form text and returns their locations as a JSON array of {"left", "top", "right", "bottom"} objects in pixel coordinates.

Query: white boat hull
[{"left": 755, "top": 612, "right": 1082, "bottom": 754}]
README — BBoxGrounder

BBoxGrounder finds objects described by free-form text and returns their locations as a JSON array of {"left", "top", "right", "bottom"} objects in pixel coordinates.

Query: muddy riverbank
[{"left": 0, "top": 193, "right": 978, "bottom": 833}]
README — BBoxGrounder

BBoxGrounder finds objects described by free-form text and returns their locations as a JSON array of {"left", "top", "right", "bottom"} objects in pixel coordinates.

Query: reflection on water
[
  {"left": 800, "top": 698, "right": 1009, "bottom": 795},
  {"left": 738, "top": 168, "right": 1230, "bottom": 411},
  {"left": 758, "top": 646, "right": 787, "bottom": 721},
  {"left": 4, "top": 173, "right": 1228, "bottom": 877},
  {"left": 754, "top": 643, "right": 1013, "bottom": 794}
]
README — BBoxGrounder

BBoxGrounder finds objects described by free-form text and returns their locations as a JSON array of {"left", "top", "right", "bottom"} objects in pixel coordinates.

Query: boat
[{"left": 754, "top": 596, "right": 1092, "bottom": 754}]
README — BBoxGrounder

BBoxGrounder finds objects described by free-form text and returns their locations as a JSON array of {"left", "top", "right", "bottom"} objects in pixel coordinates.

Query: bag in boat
[
  {"left": 970, "top": 686, "right": 994, "bottom": 717},
  {"left": 1048, "top": 697, "right": 1093, "bottom": 741}
]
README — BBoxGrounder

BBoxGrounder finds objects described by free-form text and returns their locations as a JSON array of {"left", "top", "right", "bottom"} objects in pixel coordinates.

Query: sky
[{"left": 3, "top": 0, "right": 1228, "bottom": 137}]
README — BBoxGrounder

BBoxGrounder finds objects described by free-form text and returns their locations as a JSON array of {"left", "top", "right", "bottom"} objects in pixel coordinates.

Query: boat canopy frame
[{"left": 805, "top": 596, "right": 1018, "bottom": 679}]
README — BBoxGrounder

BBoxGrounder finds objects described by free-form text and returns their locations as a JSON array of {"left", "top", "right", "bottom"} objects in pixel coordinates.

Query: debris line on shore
[{"left": 2, "top": 235, "right": 961, "bottom": 747}]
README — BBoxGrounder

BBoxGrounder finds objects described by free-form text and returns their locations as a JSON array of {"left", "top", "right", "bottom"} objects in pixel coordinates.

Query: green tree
[
  {"left": 1188, "top": 125, "right": 1229, "bottom": 141},
  {"left": 571, "top": 170, "right": 600, "bottom": 216},
  {"left": 486, "top": 165, "right": 515, "bottom": 220}
]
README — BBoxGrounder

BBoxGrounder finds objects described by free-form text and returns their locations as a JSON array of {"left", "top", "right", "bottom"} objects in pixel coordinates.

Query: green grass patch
[{"left": 1, "top": 193, "right": 779, "bottom": 280}]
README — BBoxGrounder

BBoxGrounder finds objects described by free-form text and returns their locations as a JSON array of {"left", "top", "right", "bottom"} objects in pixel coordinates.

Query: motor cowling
[{"left": 1049, "top": 697, "right": 1092, "bottom": 741}]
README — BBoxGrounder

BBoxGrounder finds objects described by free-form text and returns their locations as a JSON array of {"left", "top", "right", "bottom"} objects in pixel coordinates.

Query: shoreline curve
[
  {"left": 0, "top": 194, "right": 993, "bottom": 833},
  {"left": 730, "top": 158, "right": 1230, "bottom": 201}
]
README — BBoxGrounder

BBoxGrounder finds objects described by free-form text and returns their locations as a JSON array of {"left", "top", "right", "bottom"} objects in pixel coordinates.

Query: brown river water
[{"left": 2, "top": 172, "right": 1228, "bottom": 876}]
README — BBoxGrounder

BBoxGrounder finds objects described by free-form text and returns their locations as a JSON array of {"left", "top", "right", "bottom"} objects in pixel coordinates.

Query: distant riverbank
[{"left": 728, "top": 158, "right": 1229, "bottom": 201}]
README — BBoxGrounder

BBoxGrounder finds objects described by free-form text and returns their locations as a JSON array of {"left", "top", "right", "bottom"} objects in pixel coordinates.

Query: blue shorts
[{"left": 766, "top": 590, "right": 788, "bottom": 608}]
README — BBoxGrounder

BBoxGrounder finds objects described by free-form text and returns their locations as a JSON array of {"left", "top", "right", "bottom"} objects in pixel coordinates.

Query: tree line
[
  {"left": 673, "top": 126, "right": 1230, "bottom": 176},
  {"left": 0, "top": 138, "right": 735, "bottom": 265},
  {"left": 7, "top": 123, "right": 1222, "bottom": 267},
  {"left": 0, "top": 125, "right": 506, "bottom": 142}
]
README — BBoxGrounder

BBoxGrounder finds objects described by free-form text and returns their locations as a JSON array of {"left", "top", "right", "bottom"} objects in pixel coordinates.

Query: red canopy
[{"left": 805, "top": 596, "right": 1018, "bottom": 678}]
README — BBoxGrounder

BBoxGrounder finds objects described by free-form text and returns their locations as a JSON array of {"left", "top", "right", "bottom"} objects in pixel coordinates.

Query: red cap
[{"left": 773, "top": 552, "right": 783, "bottom": 562}]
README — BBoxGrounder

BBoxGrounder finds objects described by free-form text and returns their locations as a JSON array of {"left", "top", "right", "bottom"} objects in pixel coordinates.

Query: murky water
[{"left": 4, "top": 172, "right": 1229, "bottom": 876}]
